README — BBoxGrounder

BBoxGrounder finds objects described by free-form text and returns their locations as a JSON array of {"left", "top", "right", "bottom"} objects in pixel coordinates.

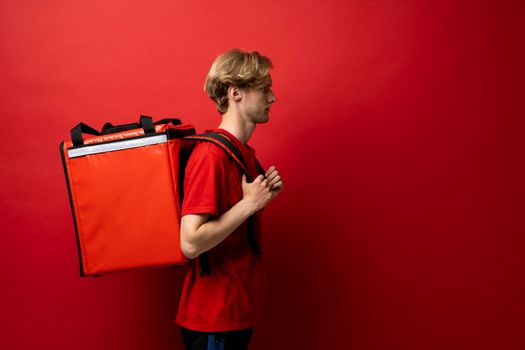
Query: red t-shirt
[{"left": 175, "top": 128, "right": 267, "bottom": 332}]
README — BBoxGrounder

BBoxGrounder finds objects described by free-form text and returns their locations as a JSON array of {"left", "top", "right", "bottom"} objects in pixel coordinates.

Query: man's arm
[
  {"left": 180, "top": 198, "right": 256, "bottom": 259},
  {"left": 180, "top": 173, "right": 276, "bottom": 259}
]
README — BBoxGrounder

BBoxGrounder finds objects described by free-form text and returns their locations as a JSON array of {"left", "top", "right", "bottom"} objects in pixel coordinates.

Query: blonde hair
[{"left": 204, "top": 48, "right": 273, "bottom": 114}]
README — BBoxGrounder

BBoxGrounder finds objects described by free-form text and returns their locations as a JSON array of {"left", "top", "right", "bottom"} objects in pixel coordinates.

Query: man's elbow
[
  {"left": 180, "top": 236, "right": 199, "bottom": 259},
  {"left": 180, "top": 213, "right": 210, "bottom": 259},
  {"left": 180, "top": 226, "right": 204, "bottom": 259}
]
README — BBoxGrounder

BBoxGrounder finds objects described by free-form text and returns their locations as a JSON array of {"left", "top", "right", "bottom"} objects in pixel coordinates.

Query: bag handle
[
  {"left": 71, "top": 123, "right": 101, "bottom": 147},
  {"left": 154, "top": 118, "right": 182, "bottom": 126},
  {"left": 72, "top": 115, "right": 176, "bottom": 146},
  {"left": 101, "top": 115, "right": 155, "bottom": 135}
]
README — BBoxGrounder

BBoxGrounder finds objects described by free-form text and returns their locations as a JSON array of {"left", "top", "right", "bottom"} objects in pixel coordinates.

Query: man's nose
[{"left": 269, "top": 92, "right": 277, "bottom": 104}]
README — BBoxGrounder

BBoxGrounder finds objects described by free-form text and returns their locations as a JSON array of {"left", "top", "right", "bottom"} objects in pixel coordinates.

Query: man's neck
[{"left": 217, "top": 113, "right": 256, "bottom": 145}]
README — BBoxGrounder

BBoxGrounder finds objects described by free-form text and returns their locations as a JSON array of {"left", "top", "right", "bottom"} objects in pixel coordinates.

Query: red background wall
[{"left": 1, "top": 1, "right": 523, "bottom": 349}]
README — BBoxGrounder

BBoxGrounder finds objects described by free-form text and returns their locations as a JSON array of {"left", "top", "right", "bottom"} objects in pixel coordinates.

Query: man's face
[{"left": 239, "top": 75, "right": 277, "bottom": 124}]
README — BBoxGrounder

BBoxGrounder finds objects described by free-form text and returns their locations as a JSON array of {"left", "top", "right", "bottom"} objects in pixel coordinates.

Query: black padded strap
[
  {"left": 199, "top": 254, "right": 211, "bottom": 277},
  {"left": 247, "top": 216, "right": 262, "bottom": 255},
  {"left": 255, "top": 158, "right": 265, "bottom": 176},
  {"left": 251, "top": 155, "right": 264, "bottom": 256},
  {"left": 185, "top": 133, "right": 251, "bottom": 179}
]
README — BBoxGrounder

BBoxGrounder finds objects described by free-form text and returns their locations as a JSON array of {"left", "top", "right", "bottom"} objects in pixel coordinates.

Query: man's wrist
[{"left": 238, "top": 198, "right": 257, "bottom": 217}]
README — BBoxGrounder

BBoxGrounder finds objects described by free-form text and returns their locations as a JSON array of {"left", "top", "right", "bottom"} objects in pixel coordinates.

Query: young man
[{"left": 175, "top": 49, "right": 283, "bottom": 350}]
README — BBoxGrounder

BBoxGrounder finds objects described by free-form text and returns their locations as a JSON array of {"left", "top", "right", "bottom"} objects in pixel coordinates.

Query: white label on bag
[{"left": 68, "top": 134, "right": 168, "bottom": 158}]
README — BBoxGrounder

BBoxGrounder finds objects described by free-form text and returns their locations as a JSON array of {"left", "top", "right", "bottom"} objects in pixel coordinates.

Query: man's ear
[{"left": 228, "top": 85, "right": 242, "bottom": 102}]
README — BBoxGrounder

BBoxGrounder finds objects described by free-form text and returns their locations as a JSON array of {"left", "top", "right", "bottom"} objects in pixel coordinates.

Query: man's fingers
[
  {"left": 252, "top": 172, "right": 281, "bottom": 191},
  {"left": 265, "top": 165, "right": 276, "bottom": 177},
  {"left": 271, "top": 181, "right": 283, "bottom": 190},
  {"left": 268, "top": 174, "right": 280, "bottom": 186},
  {"left": 267, "top": 170, "right": 278, "bottom": 180},
  {"left": 266, "top": 169, "right": 279, "bottom": 182}
]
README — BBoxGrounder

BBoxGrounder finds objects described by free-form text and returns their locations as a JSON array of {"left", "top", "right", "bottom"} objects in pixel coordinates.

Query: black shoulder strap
[
  {"left": 185, "top": 133, "right": 252, "bottom": 180},
  {"left": 255, "top": 158, "right": 265, "bottom": 176},
  {"left": 185, "top": 132, "right": 263, "bottom": 277}
]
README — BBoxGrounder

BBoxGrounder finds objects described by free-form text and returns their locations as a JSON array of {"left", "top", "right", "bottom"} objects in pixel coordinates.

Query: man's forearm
[{"left": 190, "top": 199, "right": 256, "bottom": 257}]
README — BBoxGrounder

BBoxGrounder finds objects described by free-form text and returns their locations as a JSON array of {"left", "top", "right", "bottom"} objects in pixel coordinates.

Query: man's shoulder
[{"left": 190, "top": 141, "right": 230, "bottom": 163}]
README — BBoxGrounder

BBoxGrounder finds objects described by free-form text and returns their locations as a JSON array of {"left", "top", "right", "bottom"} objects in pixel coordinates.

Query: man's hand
[
  {"left": 241, "top": 166, "right": 284, "bottom": 213},
  {"left": 242, "top": 174, "right": 272, "bottom": 213},
  {"left": 265, "top": 165, "right": 284, "bottom": 200}
]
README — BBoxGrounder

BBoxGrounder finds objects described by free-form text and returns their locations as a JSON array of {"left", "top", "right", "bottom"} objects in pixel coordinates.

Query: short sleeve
[{"left": 181, "top": 143, "right": 227, "bottom": 217}]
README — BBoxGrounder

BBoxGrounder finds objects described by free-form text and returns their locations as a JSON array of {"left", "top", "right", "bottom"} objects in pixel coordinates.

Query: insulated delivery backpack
[{"left": 60, "top": 115, "right": 262, "bottom": 277}]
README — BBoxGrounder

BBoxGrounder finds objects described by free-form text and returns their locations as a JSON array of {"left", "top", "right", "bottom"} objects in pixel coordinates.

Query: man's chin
[{"left": 255, "top": 114, "right": 270, "bottom": 124}]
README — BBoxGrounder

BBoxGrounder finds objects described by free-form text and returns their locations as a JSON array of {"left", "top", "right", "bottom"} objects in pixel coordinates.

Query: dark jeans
[{"left": 180, "top": 326, "right": 254, "bottom": 350}]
